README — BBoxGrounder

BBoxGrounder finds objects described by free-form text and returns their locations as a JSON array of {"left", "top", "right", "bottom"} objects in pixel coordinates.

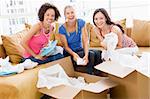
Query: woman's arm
[
  {"left": 94, "top": 27, "right": 103, "bottom": 42},
  {"left": 60, "top": 34, "right": 79, "bottom": 61},
  {"left": 111, "top": 25, "right": 123, "bottom": 48},
  {"left": 93, "top": 27, "right": 107, "bottom": 49},
  {"left": 21, "top": 23, "right": 42, "bottom": 59},
  {"left": 82, "top": 25, "right": 89, "bottom": 64}
]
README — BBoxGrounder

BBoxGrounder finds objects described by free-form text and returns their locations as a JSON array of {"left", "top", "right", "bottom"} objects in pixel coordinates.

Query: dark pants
[
  {"left": 90, "top": 49, "right": 103, "bottom": 75},
  {"left": 90, "top": 49, "right": 103, "bottom": 65},
  {"left": 63, "top": 49, "right": 102, "bottom": 74},
  {"left": 21, "top": 53, "right": 64, "bottom": 65}
]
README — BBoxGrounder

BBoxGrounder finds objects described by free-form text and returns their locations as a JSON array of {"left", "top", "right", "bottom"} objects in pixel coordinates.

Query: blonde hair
[{"left": 64, "top": 5, "right": 74, "bottom": 15}]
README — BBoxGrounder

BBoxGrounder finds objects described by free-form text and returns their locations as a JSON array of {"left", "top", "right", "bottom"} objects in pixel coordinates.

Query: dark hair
[
  {"left": 38, "top": 3, "right": 60, "bottom": 21},
  {"left": 93, "top": 8, "right": 124, "bottom": 33}
]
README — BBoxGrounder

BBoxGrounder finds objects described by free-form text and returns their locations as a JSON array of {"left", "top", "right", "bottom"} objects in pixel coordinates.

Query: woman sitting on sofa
[
  {"left": 59, "top": 5, "right": 103, "bottom": 75},
  {"left": 21, "top": 3, "right": 64, "bottom": 64},
  {"left": 93, "top": 8, "right": 138, "bottom": 55}
]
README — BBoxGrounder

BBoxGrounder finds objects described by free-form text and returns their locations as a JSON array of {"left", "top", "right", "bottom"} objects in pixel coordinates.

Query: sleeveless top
[
  {"left": 23, "top": 23, "right": 50, "bottom": 58},
  {"left": 59, "top": 19, "right": 85, "bottom": 51},
  {"left": 122, "top": 34, "right": 136, "bottom": 47},
  {"left": 108, "top": 25, "right": 137, "bottom": 48}
]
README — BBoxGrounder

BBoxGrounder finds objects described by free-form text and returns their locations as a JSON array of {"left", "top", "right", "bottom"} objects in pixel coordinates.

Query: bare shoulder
[
  {"left": 28, "top": 22, "right": 41, "bottom": 35},
  {"left": 31, "top": 22, "right": 41, "bottom": 31},
  {"left": 111, "top": 25, "right": 122, "bottom": 33}
]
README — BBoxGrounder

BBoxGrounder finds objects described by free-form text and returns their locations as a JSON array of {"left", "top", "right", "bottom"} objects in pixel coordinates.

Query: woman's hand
[
  {"left": 94, "top": 27, "right": 103, "bottom": 42},
  {"left": 73, "top": 52, "right": 80, "bottom": 62},
  {"left": 35, "top": 54, "right": 44, "bottom": 60},
  {"left": 101, "top": 42, "right": 107, "bottom": 50},
  {"left": 83, "top": 55, "right": 88, "bottom": 65}
]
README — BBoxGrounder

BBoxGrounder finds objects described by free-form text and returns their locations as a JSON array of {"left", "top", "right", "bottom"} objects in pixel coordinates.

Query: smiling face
[
  {"left": 94, "top": 12, "right": 107, "bottom": 29},
  {"left": 64, "top": 6, "right": 76, "bottom": 23},
  {"left": 43, "top": 8, "right": 55, "bottom": 25}
]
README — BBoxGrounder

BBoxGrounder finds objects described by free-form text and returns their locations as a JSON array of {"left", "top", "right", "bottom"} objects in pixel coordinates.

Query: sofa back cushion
[
  {"left": 0, "top": 35, "right": 6, "bottom": 58},
  {"left": 1, "top": 30, "right": 27, "bottom": 63},
  {"left": 131, "top": 19, "right": 150, "bottom": 47},
  {"left": 86, "top": 23, "right": 101, "bottom": 47},
  {"left": 115, "top": 18, "right": 126, "bottom": 33},
  {"left": 0, "top": 44, "right": 6, "bottom": 58},
  {"left": 49, "top": 22, "right": 63, "bottom": 46}
]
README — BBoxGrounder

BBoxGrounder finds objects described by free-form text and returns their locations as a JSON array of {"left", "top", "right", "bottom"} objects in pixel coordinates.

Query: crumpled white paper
[
  {"left": 102, "top": 32, "right": 118, "bottom": 61},
  {"left": 37, "top": 64, "right": 88, "bottom": 89},
  {"left": 0, "top": 56, "right": 38, "bottom": 75},
  {"left": 77, "top": 58, "right": 86, "bottom": 65},
  {"left": 102, "top": 32, "right": 138, "bottom": 61}
]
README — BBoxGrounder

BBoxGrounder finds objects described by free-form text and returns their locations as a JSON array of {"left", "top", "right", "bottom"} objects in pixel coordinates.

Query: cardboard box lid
[
  {"left": 83, "top": 79, "right": 117, "bottom": 93},
  {"left": 95, "top": 61, "right": 135, "bottom": 78},
  {"left": 39, "top": 74, "right": 117, "bottom": 99},
  {"left": 39, "top": 85, "right": 81, "bottom": 99}
]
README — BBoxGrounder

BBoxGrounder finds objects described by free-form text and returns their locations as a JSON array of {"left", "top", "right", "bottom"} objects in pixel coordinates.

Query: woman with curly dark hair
[{"left": 21, "top": 3, "right": 63, "bottom": 64}]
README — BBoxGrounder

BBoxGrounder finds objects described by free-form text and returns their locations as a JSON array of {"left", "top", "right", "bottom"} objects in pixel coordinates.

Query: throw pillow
[
  {"left": 131, "top": 19, "right": 150, "bottom": 47},
  {"left": 86, "top": 23, "right": 101, "bottom": 47},
  {"left": 0, "top": 44, "right": 6, "bottom": 58},
  {"left": 1, "top": 30, "right": 27, "bottom": 63},
  {"left": 115, "top": 18, "right": 126, "bottom": 33},
  {"left": 50, "top": 22, "right": 63, "bottom": 46}
]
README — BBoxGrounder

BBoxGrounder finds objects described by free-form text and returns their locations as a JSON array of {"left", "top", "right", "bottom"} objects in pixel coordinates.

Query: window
[{"left": 0, "top": 0, "right": 149, "bottom": 35}]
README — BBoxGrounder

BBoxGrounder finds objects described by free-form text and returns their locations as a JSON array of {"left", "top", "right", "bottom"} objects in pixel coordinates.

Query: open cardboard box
[
  {"left": 38, "top": 57, "right": 117, "bottom": 99},
  {"left": 95, "top": 61, "right": 150, "bottom": 99}
]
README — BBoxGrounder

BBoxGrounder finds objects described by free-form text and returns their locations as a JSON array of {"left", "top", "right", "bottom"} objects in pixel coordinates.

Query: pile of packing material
[
  {"left": 0, "top": 56, "right": 38, "bottom": 76},
  {"left": 95, "top": 52, "right": 150, "bottom": 99}
]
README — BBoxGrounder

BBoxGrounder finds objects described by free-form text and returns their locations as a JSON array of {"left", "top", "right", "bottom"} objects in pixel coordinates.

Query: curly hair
[{"left": 38, "top": 3, "right": 60, "bottom": 21}]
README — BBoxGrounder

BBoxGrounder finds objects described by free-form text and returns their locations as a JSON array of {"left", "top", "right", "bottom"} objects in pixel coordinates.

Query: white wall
[{"left": 0, "top": 0, "right": 149, "bottom": 35}]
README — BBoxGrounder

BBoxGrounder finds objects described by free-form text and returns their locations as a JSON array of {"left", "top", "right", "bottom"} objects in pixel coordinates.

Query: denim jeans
[
  {"left": 63, "top": 48, "right": 95, "bottom": 74},
  {"left": 21, "top": 53, "right": 64, "bottom": 65},
  {"left": 63, "top": 49, "right": 103, "bottom": 75}
]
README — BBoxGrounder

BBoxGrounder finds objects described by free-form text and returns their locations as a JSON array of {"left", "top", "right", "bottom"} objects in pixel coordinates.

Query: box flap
[
  {"left": 83, "top": 79, "right": 117, "bottom": 93},
  {"left": 74, "top": 72, "right": 117, "bottom": 93},
  {"left": 95, "top": 61, "right": 135, "bottom": 78},
  {"left": 39, "top": 85, "right": 81, "bottom": 99}
]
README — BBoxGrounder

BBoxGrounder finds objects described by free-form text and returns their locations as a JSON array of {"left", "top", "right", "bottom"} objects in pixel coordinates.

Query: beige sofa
[
  {"left": 0, "top": 19, "right": 149, "bottom": 99},
  {"left": 0, "top": 57, "right": 74, "bottom": 99}
]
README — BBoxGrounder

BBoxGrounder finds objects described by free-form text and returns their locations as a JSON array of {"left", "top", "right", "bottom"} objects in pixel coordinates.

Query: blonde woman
[{"left": 59, "top": 6, "right": 102, "bottom": 74}]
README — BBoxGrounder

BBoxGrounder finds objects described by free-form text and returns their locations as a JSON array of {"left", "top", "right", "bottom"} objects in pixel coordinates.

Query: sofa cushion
[
  {"left": 0, "top": 44, "right": 6, "bottom": 58},
  {"left": 131, "top": 19, "right": 150, "bottom": 47},
  {"left": 115, "top": 18, "right": 126, "bottom": 33},
  {"left": 49, "top": 33, "right": 63, "bottom": 46},
  {"left": 1, "top": 30, "right": 27, "bottom": 63},
  {"left": 86, "top": 23, "right": 101, "bottom": 47}
]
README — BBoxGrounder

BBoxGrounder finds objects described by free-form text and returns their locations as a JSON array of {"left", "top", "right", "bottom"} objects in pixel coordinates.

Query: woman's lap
[{"left": 22, "top": 53, "right": 64, "bottom": 65}]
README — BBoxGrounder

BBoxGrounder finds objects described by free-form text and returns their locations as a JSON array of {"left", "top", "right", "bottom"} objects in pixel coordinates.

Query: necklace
[{"left": 65, "top": 20, "right": 78, "bottom": 36}]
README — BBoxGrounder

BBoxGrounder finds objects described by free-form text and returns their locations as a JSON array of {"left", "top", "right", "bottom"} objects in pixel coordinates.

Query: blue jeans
[
  {"left": 21, "top": 53, "right": 64, "bottom": 65},
  {"left": 63, "top": 48, "right": 95, "bottom": 74},
  {"left": 63, "top": 49, "right": 103, "bottom": 75}
]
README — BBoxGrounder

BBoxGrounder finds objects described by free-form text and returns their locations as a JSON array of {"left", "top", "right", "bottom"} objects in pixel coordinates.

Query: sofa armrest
[{"left": 0, "top": 57, "right": 73, "bottom": 99}]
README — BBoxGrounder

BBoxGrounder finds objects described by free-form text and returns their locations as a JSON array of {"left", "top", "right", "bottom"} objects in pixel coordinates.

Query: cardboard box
[
  {"left": 95, "top": 61, "right": 150, "bottom": 99},
  {"left": 38, "top": 57, "right": 117, "bottom": 99}
]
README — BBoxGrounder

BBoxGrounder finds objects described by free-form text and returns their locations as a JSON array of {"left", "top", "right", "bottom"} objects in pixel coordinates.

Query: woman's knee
[{"left": 88, "top": 50, "right": 95, "bottom": 61}]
